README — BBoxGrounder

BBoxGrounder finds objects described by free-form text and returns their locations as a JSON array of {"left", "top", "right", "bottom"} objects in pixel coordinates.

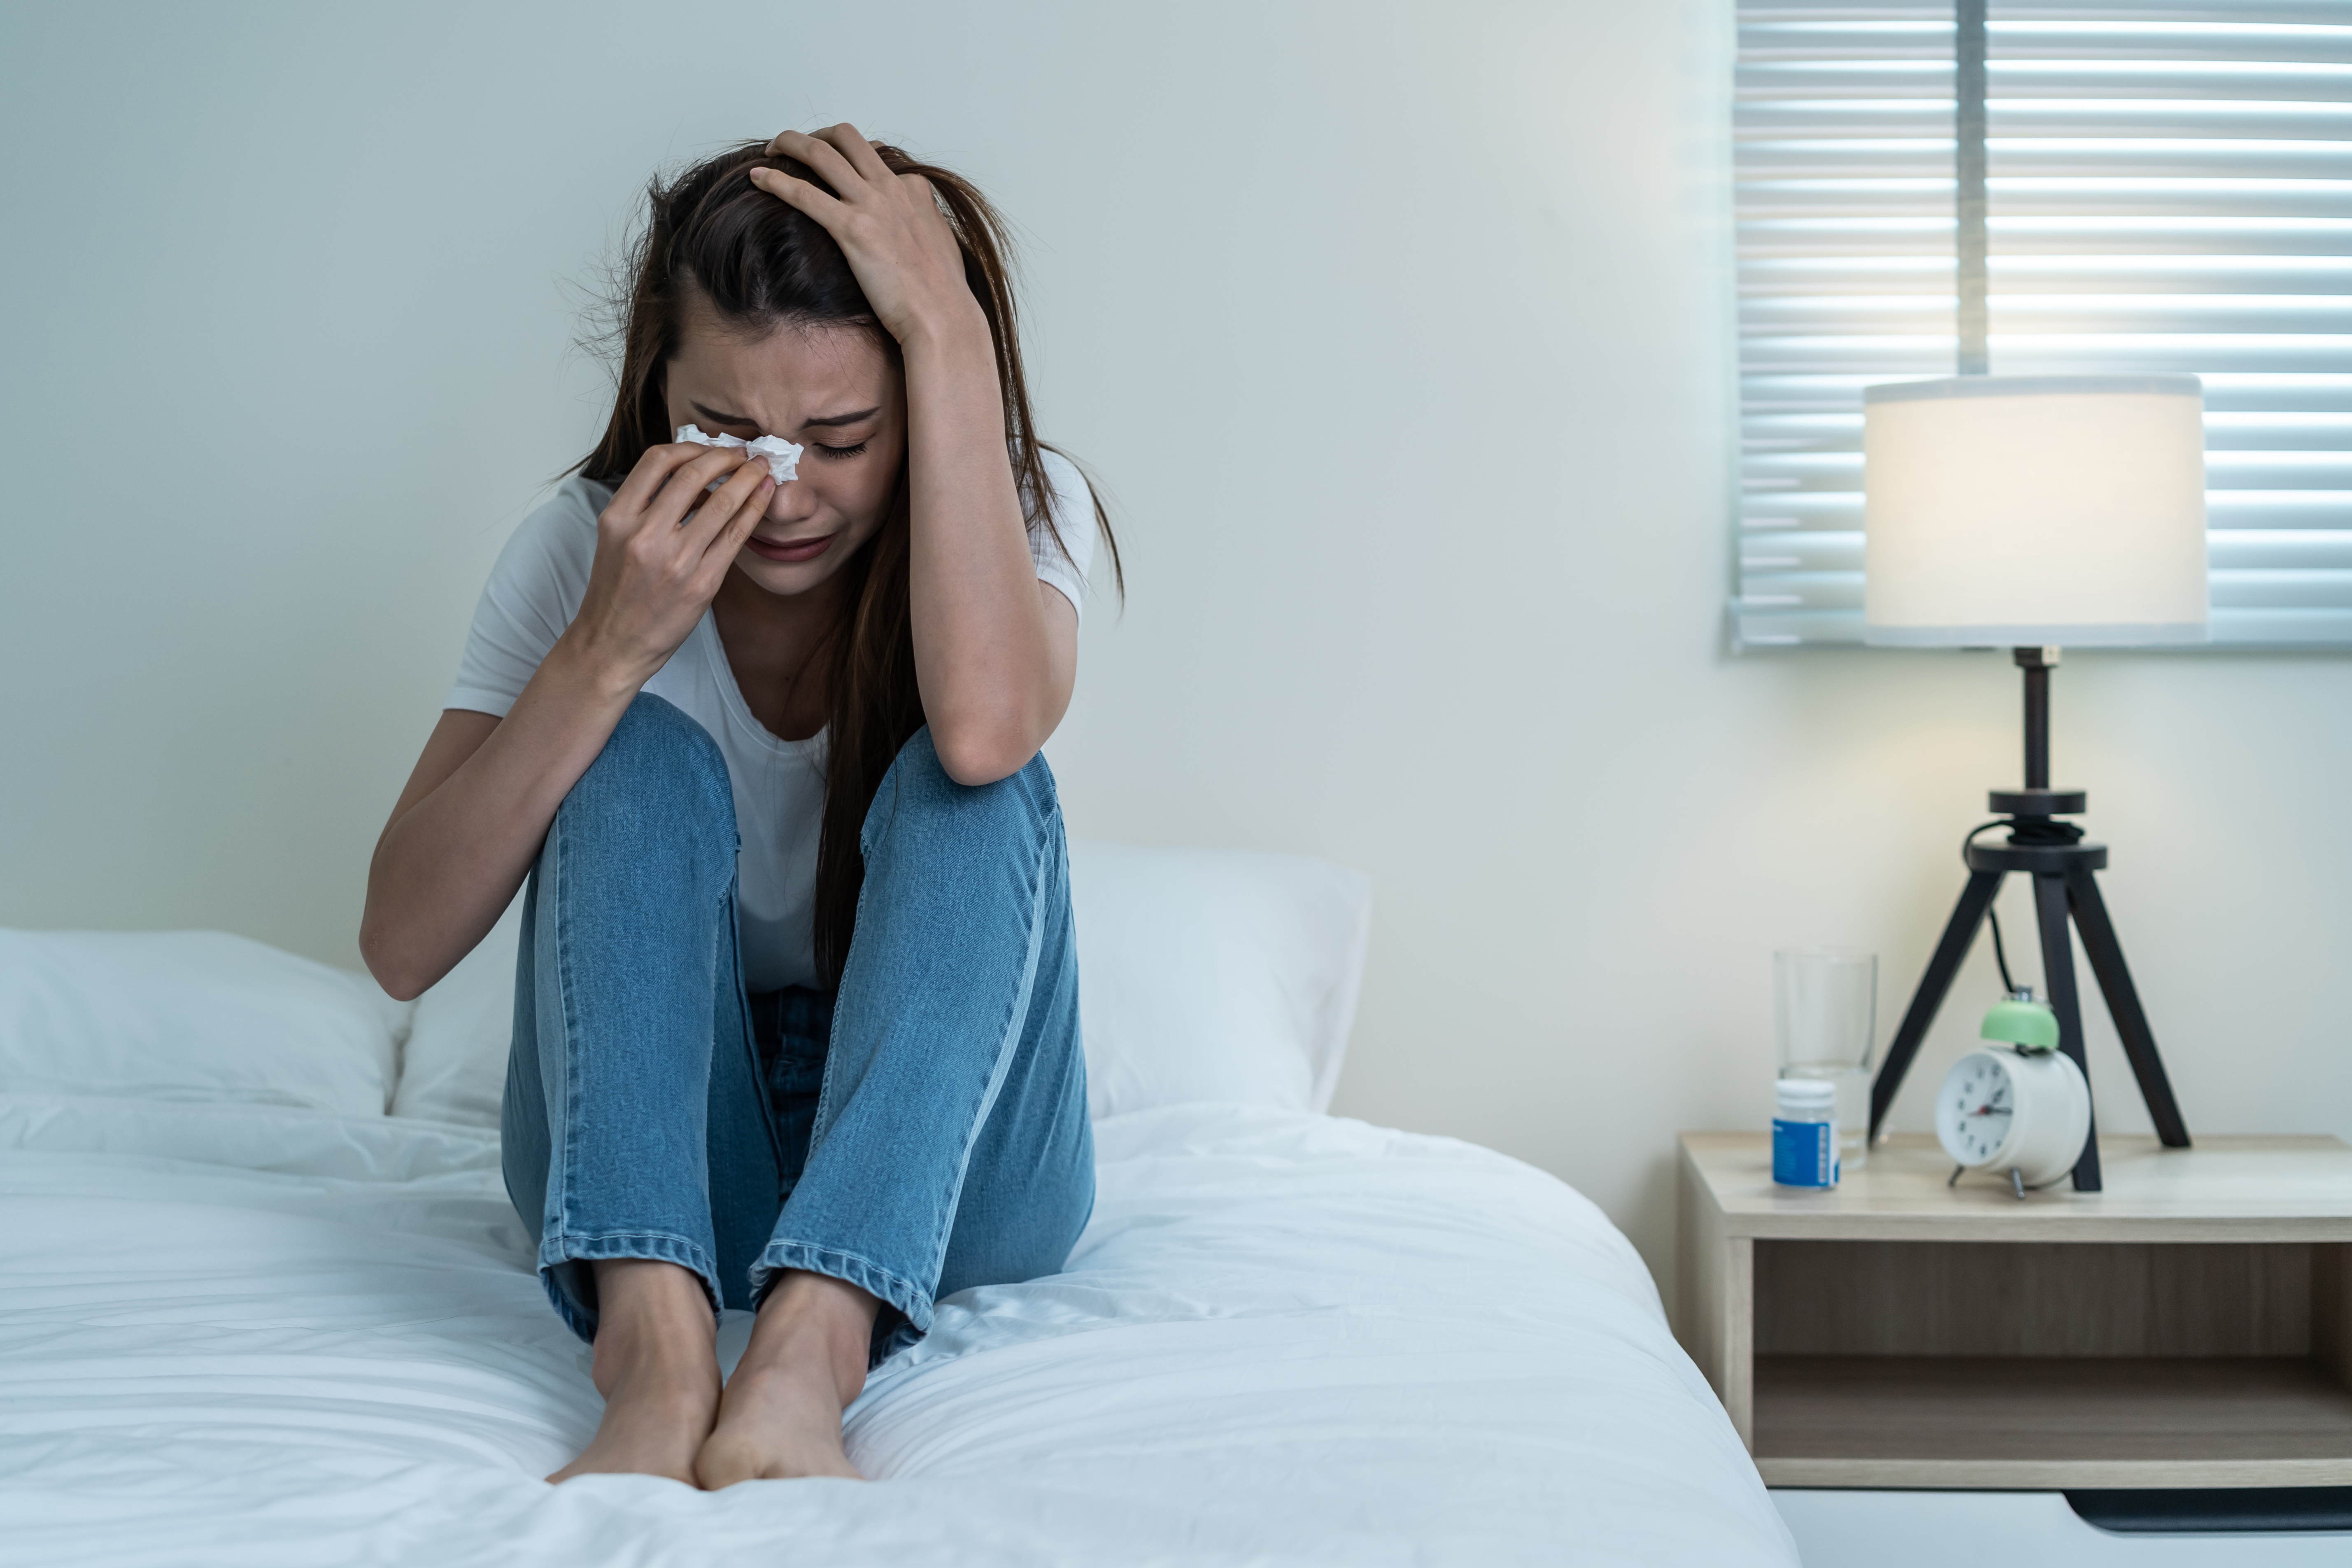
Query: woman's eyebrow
[
  {"left": 688, "top": 401, "right": 881, "bottom": 431},
  {"left": 801, "top": 405, "right": 882, "bottom": 430}
]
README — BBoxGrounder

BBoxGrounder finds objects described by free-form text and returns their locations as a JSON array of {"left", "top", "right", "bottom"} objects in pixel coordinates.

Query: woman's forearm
[
  {"left": 360, "top": 635, "right": 639, "bottom": 999},
  {"left": 901, "top": 316, "right": 1069, "bottom": 783}
]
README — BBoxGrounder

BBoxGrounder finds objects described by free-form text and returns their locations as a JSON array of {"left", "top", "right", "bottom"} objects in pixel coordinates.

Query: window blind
[{"left": 1733, "top": 1, "right": 2352, "bottom": 649}]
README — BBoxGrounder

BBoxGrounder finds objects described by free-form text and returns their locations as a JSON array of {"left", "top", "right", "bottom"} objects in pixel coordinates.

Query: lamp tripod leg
[
  {"left": 2066, "top": 864, "right": 2190, "bottom": 1149},
  {"left": 2033, "top": 871, "right": 2103, "bottom": 1192},
  {"left": 1870, "top": 869, "right": 2004, "bottom": 1143}
]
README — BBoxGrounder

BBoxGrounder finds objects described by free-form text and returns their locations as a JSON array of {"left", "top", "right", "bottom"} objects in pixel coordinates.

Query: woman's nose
[{"left": 765, "top": 479, "right": 817, "bottom": 521}]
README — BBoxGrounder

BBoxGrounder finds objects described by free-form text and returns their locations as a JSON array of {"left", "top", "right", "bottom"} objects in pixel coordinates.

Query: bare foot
[
  {"left": 694, "top": 1270, "right": 878, "bottom": 1486},
  {"left": 547, "top": 1259, "right": 721, "bottom": 1485}
]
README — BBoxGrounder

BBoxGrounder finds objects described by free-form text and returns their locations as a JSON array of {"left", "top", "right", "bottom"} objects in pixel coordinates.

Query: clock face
[{"left": 1938, "top": 1052, "right": 2015, "bottom": 1166}]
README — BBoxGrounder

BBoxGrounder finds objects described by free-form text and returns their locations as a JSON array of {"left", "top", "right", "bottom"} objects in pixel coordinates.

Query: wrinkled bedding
[{"left": 0, "top": 1095, "right": 1793, "bottom": 1566}]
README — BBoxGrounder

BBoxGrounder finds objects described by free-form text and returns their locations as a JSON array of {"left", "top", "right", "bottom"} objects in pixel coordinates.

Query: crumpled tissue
[{"left": 676, "top": 424, "right": 802, "bottom": 484}]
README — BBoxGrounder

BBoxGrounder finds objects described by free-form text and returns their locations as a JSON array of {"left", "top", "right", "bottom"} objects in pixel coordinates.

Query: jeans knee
[
  {"left": 557, "top": 694, "right": 736, "bottom": 860},
  {"left": 861, "top": 726, "right": 1057, "bottom": 860}
]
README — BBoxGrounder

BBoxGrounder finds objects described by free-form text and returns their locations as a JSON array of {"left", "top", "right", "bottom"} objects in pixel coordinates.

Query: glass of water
[{"left": 1775, "top": 946, "right": 1877, "bottom": 1172}]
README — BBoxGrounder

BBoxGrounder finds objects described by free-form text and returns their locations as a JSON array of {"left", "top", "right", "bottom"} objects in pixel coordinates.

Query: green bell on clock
[{"left": 1981, "top": 991, "right": 2059, "bottom": 1054}]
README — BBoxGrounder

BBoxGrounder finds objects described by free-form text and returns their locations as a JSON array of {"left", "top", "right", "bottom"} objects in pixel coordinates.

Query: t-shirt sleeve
[
  {"left": 1029, "top": 449, "right": 1099, "bottom": 625},
  {"left": 444, "top": 478, "right": 607, "bottom": 718}
]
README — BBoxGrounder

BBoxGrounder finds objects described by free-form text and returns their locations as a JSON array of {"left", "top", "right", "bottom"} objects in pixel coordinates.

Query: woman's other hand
[
  {"left": 566, "top": 442, "right": 777, "bottom": 691},
  {"left": 751, "top": 126, "right": 988, "bottom": 353}
]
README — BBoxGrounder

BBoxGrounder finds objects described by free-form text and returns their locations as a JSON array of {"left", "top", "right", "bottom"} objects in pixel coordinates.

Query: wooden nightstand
[{"left": 1676, "top": 1131, "right": 2352, "bottom": 1489}]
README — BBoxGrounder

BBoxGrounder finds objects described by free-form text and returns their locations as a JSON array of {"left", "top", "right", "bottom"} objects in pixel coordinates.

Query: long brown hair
[{"left": 579, "top": 138, "right": 1120, "bottom": 986}]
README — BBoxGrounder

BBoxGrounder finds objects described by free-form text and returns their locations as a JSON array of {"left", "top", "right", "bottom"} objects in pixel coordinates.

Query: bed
[{"left": 0, "top": 843, "right": 1795, "bottom": 1566}]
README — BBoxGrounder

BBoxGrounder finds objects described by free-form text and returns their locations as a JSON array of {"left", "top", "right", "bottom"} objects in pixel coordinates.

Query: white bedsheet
[{"left": 0, "top": 1095, "right": 1794, "bottom": 1566}]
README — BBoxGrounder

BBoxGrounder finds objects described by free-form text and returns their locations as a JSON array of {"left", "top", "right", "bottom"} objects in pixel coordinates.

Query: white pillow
[
  {"left": 1068, "top": 841, "right": 1372, "bottom": 1118},
  {"left": 390, "top": 893, "right": 524, "bottom": 1127},
  {"left": 0, "top": 929, "right": 402, "bottom": 1116},
  {"left": 387, "top": 843, "right": 1376, "bottom": 1128}
]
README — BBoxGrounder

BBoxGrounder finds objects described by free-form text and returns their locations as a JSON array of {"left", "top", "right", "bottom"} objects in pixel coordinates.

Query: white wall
[{"left": 4, "top": 0, "right": 2348, "bottom": 1300}]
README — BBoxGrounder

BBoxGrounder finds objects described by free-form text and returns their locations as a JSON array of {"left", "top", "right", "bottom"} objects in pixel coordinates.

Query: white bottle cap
[{"left": 1776, "top": 1078, "right": 1837, "bottom": 1109}]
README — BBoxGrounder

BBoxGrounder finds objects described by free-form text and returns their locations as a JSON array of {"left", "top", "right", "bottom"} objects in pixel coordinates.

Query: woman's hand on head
[
  {"left": 565, "top": 443, "right": 776, "bottom": 691},
  {"left": 751, "top": 126, "right": 988, "bottom": 353}
]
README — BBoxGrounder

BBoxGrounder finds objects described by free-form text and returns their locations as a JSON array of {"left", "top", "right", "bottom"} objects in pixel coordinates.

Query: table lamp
[{"left": 1858, "top": 374, "right": 2209, "bottom": 1193}]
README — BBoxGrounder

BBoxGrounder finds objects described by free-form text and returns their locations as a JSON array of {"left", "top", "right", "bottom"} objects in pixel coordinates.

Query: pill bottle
[{"left": 1772, "top": 1076, "right": 1840, "bottom": 1189}]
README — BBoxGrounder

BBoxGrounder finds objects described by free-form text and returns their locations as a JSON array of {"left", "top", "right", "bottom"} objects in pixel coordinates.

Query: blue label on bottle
[{"left": 1772, "top": 1117, "right": 1838, "bottom": 1188}]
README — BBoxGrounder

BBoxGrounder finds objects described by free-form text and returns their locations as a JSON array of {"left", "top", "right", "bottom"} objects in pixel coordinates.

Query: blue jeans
[{"left": 499, "top": 694, "right": 1094, "bottom": 1358}]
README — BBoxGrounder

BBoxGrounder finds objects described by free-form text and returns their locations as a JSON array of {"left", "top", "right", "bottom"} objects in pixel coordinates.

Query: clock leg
[
  {"left": 1870, "top": 870, "right": 2005, "bottom": 1142},
  {"left": 2033, "top": 871, "right": 2102, "bottom": 1192},
  {"left": 2067, "top": 864, "right": 2191, "bottom": 1149}
]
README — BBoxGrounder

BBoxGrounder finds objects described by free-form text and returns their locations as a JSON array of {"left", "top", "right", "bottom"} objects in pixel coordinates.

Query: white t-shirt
[{"left": 446, "top": 451, "right": 1098, "bottom": 992}]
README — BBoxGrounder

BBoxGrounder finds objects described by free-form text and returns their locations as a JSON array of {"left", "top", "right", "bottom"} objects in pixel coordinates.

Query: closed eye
[{"left": 813, "top": 441, "right": 869, "bottom": 460}]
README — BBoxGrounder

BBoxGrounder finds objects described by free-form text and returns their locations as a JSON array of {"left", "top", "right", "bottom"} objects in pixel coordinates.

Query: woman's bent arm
[
  {"left": 362, "top": 444, "right": 776, "bottom": 1000},
  {"left": 755, "top": 127, "right": 1078, "bottom": 787}
]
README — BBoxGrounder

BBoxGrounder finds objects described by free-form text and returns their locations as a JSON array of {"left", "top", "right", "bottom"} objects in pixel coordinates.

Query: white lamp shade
[{"left": 1862, "top": 375, "right": 2210, "bottom": 647}]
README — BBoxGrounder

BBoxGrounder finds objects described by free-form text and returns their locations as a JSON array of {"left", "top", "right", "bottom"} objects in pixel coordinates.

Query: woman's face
[{"left": 661, "top": 299, "right": 906, "bottom": 601}]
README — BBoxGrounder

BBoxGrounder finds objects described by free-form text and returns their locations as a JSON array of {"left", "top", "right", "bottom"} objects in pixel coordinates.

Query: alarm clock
[{"left": 1933, "top": 993, "right": 2091, "bottom": 1190}]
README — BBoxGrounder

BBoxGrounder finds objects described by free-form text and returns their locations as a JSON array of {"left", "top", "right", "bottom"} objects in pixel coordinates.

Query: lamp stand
[{"left": 1866, "top": 648, "right": 2191, "bottom": 1192}]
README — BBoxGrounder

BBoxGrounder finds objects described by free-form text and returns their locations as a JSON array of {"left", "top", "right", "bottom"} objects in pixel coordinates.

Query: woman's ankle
[
  {"left": 587, "top": 1258, "right": 718, "bottom": 1395},
  {"left": 742, "top": 1270, "right": 879, "bottom": 1405}
]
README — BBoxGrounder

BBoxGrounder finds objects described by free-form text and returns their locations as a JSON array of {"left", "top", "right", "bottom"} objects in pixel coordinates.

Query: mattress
[{"left": 0, "top": 1093, "right": 1795, "bottom": 1566}]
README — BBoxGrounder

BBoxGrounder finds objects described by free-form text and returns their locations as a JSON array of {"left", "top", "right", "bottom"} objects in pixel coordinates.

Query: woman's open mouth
[{"left": 745, "top": 532, "right": 835, "bottom": 564}]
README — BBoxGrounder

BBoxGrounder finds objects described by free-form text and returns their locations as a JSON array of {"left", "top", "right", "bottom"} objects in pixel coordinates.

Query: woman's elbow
[
  {"left": 359, "top": 922, "right": 430, "bottom": 1003},
  {"left": 367, "top": 964, "right": 428, "bottom": 1005},
  {"left": 377, "top": 973, "right": 429, "bottom": 1005},
  {"left": 929, "top": 719, "right": 1041, "bottom": 788},
  {"left": 358, "top": 895, "right": 445, "bottom": 1002}
]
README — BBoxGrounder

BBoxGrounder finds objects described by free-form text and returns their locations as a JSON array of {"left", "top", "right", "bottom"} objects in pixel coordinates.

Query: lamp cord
[
  {"left": 1988, "top": 907, "right": 2018, "bottom": 995},
  {"left": 1961, "top": 818, "right": 2053, "bottom": 996},
  {"left": 2004, "top": 816, "right": 2083, "bottom": 848}
]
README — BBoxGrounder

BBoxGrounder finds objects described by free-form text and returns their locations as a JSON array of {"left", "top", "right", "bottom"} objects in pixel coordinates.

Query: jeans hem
[
  {"left": 538, "top": 1230, "right": 722, "bottom": 1342},
  {"left": 750, "top": 1240, "right": 933, "bottom": 1335}
]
